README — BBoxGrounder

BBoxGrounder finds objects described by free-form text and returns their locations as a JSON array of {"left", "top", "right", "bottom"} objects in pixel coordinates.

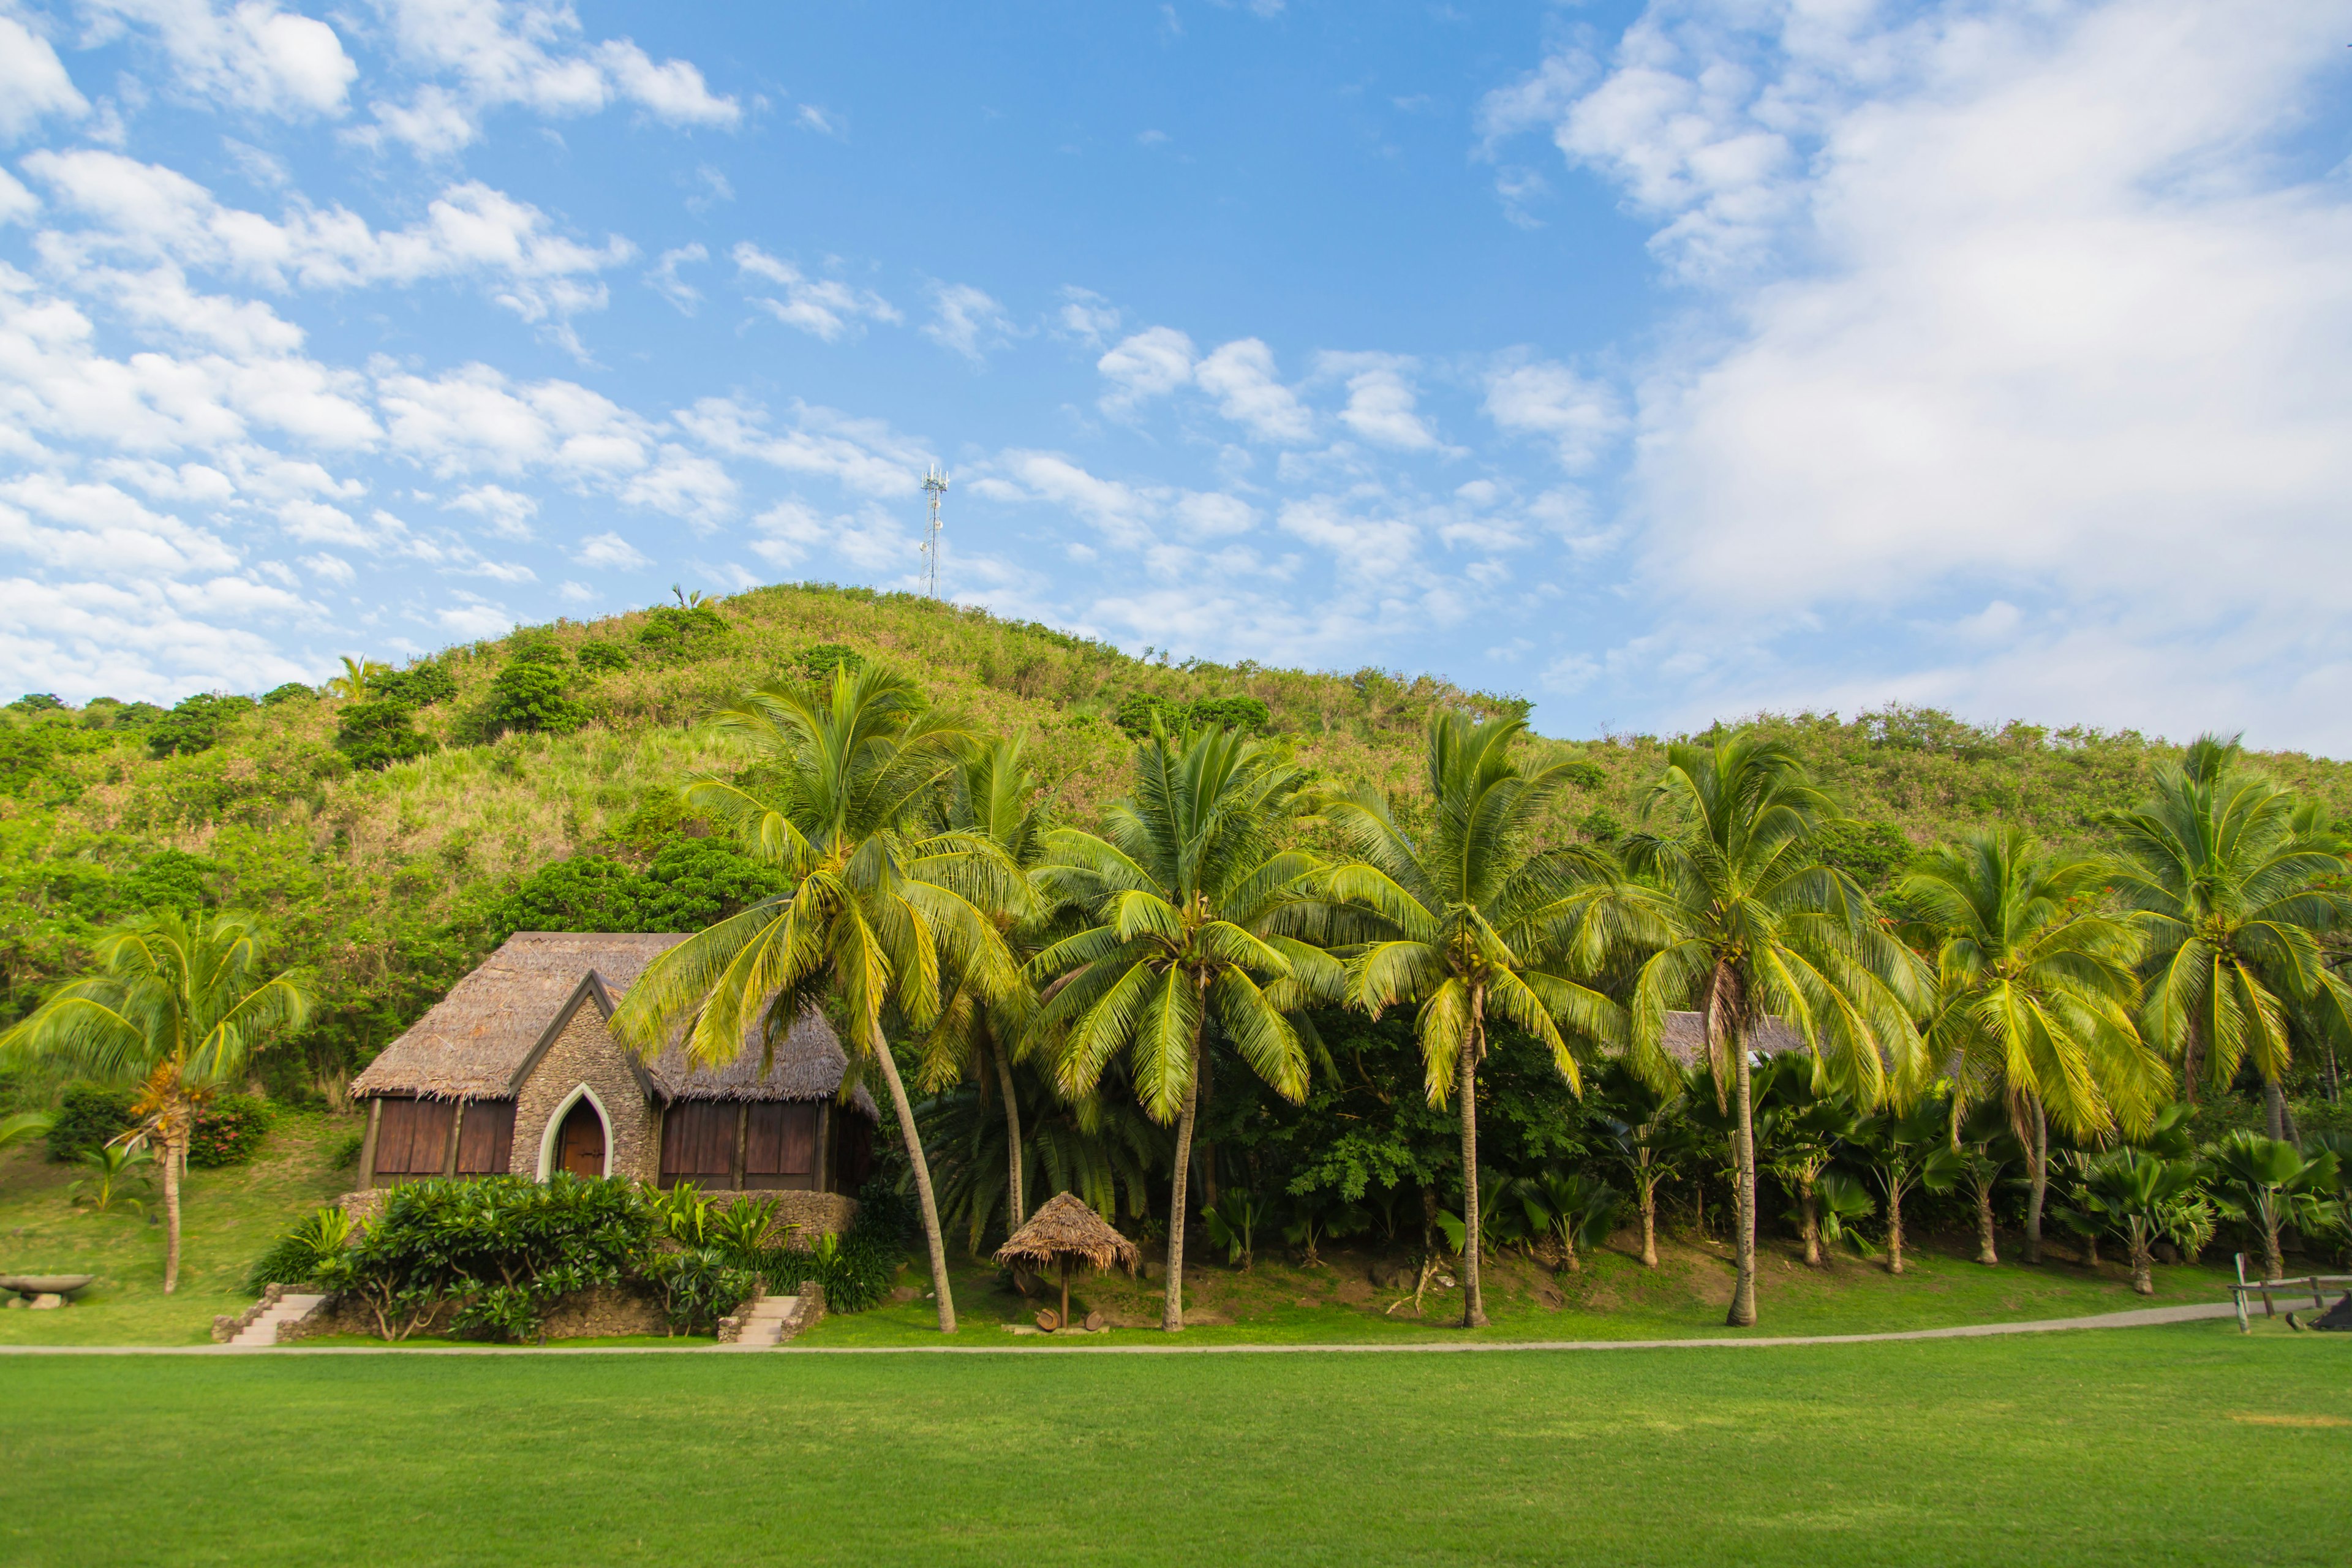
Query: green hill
[{"left": 4, "top": 580, "right": 2350, "bottom": 1095}]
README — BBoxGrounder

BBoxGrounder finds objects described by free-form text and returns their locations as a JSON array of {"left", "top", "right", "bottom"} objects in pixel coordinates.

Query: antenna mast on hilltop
[{"left": 920, "top": 464, "right": 949, "bottom": 598}]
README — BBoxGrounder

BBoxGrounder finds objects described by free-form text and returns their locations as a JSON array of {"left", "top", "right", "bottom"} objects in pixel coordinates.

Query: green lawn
[
  {"left": 0, "top": 1114, "right": 360, "bottom": 1346},
  {"left": 4, "top": 1326, "right": 2346, "bottom": 1566}
]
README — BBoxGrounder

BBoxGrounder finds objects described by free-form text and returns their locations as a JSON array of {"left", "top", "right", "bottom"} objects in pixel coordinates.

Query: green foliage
[
  {"left": 1815, "top": 820, "right": 1917, "bottom": 891},
  {"left": 124, "top": 849, "right": 216, "bottom": 913},
  {"left": 260, "top": 683, "right": 314, "bottom": 706},
  {"left": 336, "top": 699, "right": 435, "bottom": 771},
  {"left": 1558, "top": 760, "right": 1606, "bottom": 790},
  {"left": 496, "top": 856, "right": 647, "bottom": 935},
  {"left": 147, "top": 693, "right": 255, "bottom": 758},
  {"left": 636, "top": 604, "right": 730, "bottom": 660},
  {"left": 186, "top": 1093, "right": 271, "bottom": 1167},
  {"left": 492, "top": 840, "right": 790, "bottom": 938},
  {"left": 486, "top": 662, "right": 589, "bottom": 736},
  {"left": 504, "top": 628, "right": 570, "bottom": 666},
  {"left": 371, "top": 663, "right": 458, "bottom": 708},
  {"left": 760, "top": 1175, "right": 913, "bottom": 1313},
  {"left": 45, "top": 1085, "right": 139, "bottom": 1161},
  {"left": 244, "top": 1204, "right": 355, "bottom": 1293},
  {"left": 10, "top": 693, "right": 64, "bottom": 712},
  {"left": 641, "top": 1246, "right": 758, "bottom": 1335},
  {"left": 797, "top": 641, "right": 864, "bottom": 679},
  {"left": 69, "top": 1140, "right": 154, "bottom": 1215},
  {"left": 1111, "top": 690, "right": 1272, "bottom": 739},
  {"left": 576, "top": 641, "right": 631, "bottom": 673}
]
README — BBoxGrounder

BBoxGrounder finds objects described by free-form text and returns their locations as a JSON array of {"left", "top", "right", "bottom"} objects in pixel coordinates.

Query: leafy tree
[
  {"left": 9, "top": 693, "right": 64, "bottom": 712},
  {"left": 914, "top": 736, "right": 1052, "bottom": 1234},
  {"left": 335, "top": 699, "right": 435, "bottom": 771},
  {"left": 498, "top": 857, "right": 647, "bottom": 934},
  {"left": 504, "top": 627, "right": 570, "bottom": 666},
  {"left": 125, "top": 850, "right": 216, "bottom": 914},
  {"left": 610, "top": 664, "right": 1022, "bottom": 1334},
  {"left": 636, "top": 839, "right": 793, "bottom": 930},
  {"left": 2105, "top": 735, "right": 2352, "bottom": 1134},
  {"left": 1594, "top": 1060, "right": 1694, "bottom": 1268},
  {"left": 578, "top": 641, "right": 631, "bottom": 673},
  {"left": 1321, "top": 711, "right": 1623, "bottom": 1327},
  {"left": 798, "top": 643, "right": 864, "bottom": 680},
  {"left": 1899, "top": 827, "right": 2166, "bottom": 1263},
  {"left": 2208, "top": 1131, "right": 2343, "bottom": 1283},
  {"left": 1845, "top": 1098, "right": 1964, "bottom": 1275},
  {"left": 147, "top": 693, "right": 255, "bottom": 758},
  {"left": 0, "top": 909, "right": 309, "bottom": 1292},
  {"left": 260, "top": 682, "right": 313, "bottom": 706},
  {"left": 486, "top": 661, "right": 589, "bottom": 736},
  {"left": 1611, "top": 733, "right": 1926, "bottom": 1326},
  {"left": 371, "top": 663, "right": 458, "bottom": 708},
  {"left": 636, "top": 604, "right": 729, "bottom": 660},
  {"left": 1112, "top": 692, "right": 1272, "bottom": 741},
  {"left": 1032, "top": 721, "right": 1336, "bottom": 1331}
]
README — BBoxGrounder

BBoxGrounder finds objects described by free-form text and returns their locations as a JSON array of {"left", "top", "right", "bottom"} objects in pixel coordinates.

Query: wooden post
[
  {"left": 2313, "top": 1276, "right": 2327, "bottom": 1311},
  {"left": 1060, "top": 1255, "right": 1071, "bottom": 1334},
  {"left": 2234, "top": 1254, "right": 2250, "bottom": 1333}
]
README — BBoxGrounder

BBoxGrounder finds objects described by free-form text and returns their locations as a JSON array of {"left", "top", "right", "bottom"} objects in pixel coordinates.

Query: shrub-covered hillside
[{"left": 4, "top": 580, "right": 2350, "bottom": 1095}]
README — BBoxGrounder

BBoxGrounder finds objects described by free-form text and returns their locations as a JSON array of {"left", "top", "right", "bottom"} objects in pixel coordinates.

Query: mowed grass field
[{"left": 4, "top": 1327, "right": 2347, "bottom": 1567}]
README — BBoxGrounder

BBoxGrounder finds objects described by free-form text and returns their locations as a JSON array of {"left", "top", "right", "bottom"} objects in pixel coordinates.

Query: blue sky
[{"left": 4, "top": 1, "right": 2350, "bottom": 749}]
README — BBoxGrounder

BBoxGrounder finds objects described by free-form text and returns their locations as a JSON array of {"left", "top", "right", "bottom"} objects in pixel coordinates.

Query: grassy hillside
[{"left": 4, "top": 579, "right": 2351, "bottom": 1092}]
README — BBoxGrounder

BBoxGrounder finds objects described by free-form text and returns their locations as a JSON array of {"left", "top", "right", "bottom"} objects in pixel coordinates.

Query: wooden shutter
[
  {"left": 374, "top": 1098, "right": 415, "bottom": 1176},
  {"left": 743, "top": 1103, "right": 785, "bottom": 1175},
  {"left": 455, "top": 1099, "right": 516, "bottom": 1174},
  {"left": 412, "top": 1101, "right": 453, "bottom": 1175},
  {"left": 662, "top": 1103, "right": 735, "bottom": 1180},
  {"left": 779, "top": 1104, "right": 816, "bottom": 1175},
  {"left": 375, "top": 1098, "right": 453, "bottom": 1176}
]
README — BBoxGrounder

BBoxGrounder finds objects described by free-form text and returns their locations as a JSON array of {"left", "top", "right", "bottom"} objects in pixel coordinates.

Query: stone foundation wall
[
  {"left": 284, "top": 1284, "right": 669, "bottom": 1343},
  {"left": 766, "top": 1189, "right": 859, "bottom": 1240}
]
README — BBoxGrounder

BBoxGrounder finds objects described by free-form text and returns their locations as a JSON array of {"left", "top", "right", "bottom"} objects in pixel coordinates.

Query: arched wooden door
[{"left": 557, "top": 1096, "right": 607, "bottom": 1178}]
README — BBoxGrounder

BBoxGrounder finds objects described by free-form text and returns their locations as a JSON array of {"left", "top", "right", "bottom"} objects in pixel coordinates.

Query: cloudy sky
[{"left": 2, "top": 1, "right": 2348, "bottom": 747}]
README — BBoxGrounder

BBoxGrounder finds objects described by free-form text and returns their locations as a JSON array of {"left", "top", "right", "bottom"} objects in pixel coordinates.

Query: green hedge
[{"left": 45, "top": 1085, "right": 271, "bottom": 1166}]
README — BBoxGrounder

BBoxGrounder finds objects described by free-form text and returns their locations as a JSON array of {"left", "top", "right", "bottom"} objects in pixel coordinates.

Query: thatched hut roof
[
  {"left": 350, "top": 931, "right": 878, "bottom": 1118},
  {"left": 1659, "top": 1011, "right": 1807, "bottom": 1065},
  {"left": 993, "top": 1192, "right": 1141, "bottom": 1273}
]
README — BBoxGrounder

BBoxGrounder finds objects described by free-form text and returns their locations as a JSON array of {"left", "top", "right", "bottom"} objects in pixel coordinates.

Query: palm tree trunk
[
  {"left": 1728, "top": 1045, "right": 1758, "bottom": 1327},
  {"left": 160, "top": 1123, "right": 184, "bottom": 1295},
  {"left": 1800, "top": 1174, "right": 1821, "bottom": 1267},
  {"left": 2263, "top": 1079, "right": 2288, "bottom": 1143},
  {"left": 1195, "top": 1046, "right": 1216, "bottom": 1212},
  {"left": 1163, "top": 1073, "right": 1199, "bottom": 1332},
  {"left": 2025, "top": 1098, "right": 2047, "bottom": 1265},
  {"left": 1639, "top": 1173, "right": 1659, "bottom": 1268},
  {"left": 2128, "top": 1232, "right": 2154, "bottom": 1297},
  {"left": 867, "top": 1032, "right": 956, "bottom": 1333},
  {"left": 1458, "top": 1016, "right": 1488, "bottom": 1329},
  {"left": 992, "top": 1044, "right": 1025, "bottom": 1229},
  {"left": 1975, "top": 1178, "right": 1999, "bottom": 1265},
  {"left": 1887, "top": 1176, "right": 1906, "bottom": 1276},
  {"left": 2261, "top": 1208, "right": 2285, "bottom": 1285}
]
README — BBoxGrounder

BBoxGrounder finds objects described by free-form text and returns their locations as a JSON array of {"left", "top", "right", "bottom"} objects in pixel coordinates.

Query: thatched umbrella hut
[{"left": 993, "top": 1192, "right": 1140, "bottom": 1332}]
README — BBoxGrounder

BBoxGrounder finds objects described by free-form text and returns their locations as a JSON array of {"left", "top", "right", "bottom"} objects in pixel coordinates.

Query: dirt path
[{"left": 0, "top": 1302, "right": 2241, "bottom": 1355}]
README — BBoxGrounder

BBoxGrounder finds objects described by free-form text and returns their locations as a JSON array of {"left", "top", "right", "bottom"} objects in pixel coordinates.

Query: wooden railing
[{"left": 2228, "top": 1253, "right": 2352, "bottom": 1331}]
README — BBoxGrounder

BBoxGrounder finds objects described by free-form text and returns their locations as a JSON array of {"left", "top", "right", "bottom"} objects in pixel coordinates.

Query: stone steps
[
  {"left": 718, "top": 1284, "right": 823, "bottom": 1348},
  {"left": 228, "top": 1292, "right": 327, "bottom": 1346}
]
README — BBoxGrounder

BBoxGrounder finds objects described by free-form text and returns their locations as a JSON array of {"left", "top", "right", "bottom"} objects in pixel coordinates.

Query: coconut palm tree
[
  {"left": 915, "top": 735, "right": 1054, "bottom": 1235},
  {"left": 1611, "top": 734, "right": 1927, "bottom": 1327},
  {"left": 325, "top": 655, "right": 389, "bottom": 699},
  {"left": 0, "top": 909, "right": 310, "bottom": 1292},
  {"left": 2105, "top": 735, "right": 2352, "bottom": 1133},
  {"left": 1030, "top": 722, "right": 1339, "bottom": 1332},
  {"left": 1898, "top": 828, "right": 2166, "bottom": 1263},
  {"left": 1319, "top": 712, "right": 1625, "bottom": 1327},
  {"left": 609, "top": 665, "right": 1023, "bottom": 1334}
]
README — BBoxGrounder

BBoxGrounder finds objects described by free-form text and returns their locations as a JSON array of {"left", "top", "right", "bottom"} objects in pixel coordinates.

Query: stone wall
[
  {"left": 512, "top": 1003, "right": 658, "bottom": 1183},
  {"left": 767, "top": 1188, "right": 859, "bottom": 1240}
]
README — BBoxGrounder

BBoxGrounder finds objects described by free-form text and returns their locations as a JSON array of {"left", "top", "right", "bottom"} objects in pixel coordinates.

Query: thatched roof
[
  {"left": 993, "top": 1192, "right": 1141, "bottom": 1273},
  {"left": 350, "top": 931, "right": 878, "bottom": 1118},
  {"left": 1659, "top": 1011, "right": 1807, "bottom": 1066}
]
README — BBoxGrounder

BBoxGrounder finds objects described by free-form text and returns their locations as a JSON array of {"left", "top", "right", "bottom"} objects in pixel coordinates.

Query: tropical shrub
[
  {"left": 69, "top": 1142, "right": 154, "bottom": 1215},
  {"left": 636, "top": 604, "right": 729, "bottom": 660},
  {"left": 641, "top": 1246, "right": 757, "bottom": 1335},
  {"left": 796, "top": 641, "right": 862, "bottom": 679},
  {"left": 147, "top": 693, "right": 255, "bottom": 758},
  {"left": 1110, "top": 690, "right": 1272, "bottom": 739},
  {"left": 45, "top": 1085, "right": 140, "bottom": 1161},
  {"left": 486, "top": 661, "right": 589, "bottom": 736},
  {"left": 245, "top": 1205, "right": 356, "bottom": 1292},
  {"left": 261, "top": 682, "right": 314, "bottom": 705},
  {"left": 336, "top": 699, "right": 435, "bottom": 771},
  {"left": 577, "top": 641, "right": 631, "bottom": 673},
  {"left": 371, "top": 663, "right": 458, "bottom": 708},
  {"left": 761, "top": 1174, "right": 913, "bottom": 1313},
  {"left": 493, "top": 841, "right": 790, "bottom": 938},
  {"left": 124, "top": 849, "right": 217, "bottom": 913},
  {"left": 186, "top": 1093, "right": 271, "bottom": 1167}
]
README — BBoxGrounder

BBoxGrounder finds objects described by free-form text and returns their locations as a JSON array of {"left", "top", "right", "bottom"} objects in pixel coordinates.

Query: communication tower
[{"left": 920, "top": 464, "right": 949, "bottom": 598}]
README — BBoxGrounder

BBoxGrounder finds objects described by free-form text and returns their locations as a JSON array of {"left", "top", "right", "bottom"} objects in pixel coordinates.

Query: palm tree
[
  {"left": 326, "top": 655, "right": 388, "bottom": 699},
  {"left": 2106, "top": 735, "right": 2352, "bottom": 1133},
  {"left": 1320, "top": 712, "right": 1624, "bottom": 1327},
  {"left": 1758, "top": 1061, "right": 1861, "bottom": 1267},
  {"left": 1845, "top": 1098, "right": 1962, "bottom": 1275},
  {"left": 916, "top": 736, "right": 1054, "bottom": 1235},
  {"left": 609, "top": 665, "right": 1023, "bottom": 1334},
  {"left": 1898, "top": 828, "right": 2167, "bottom": 1263},
  {"left": 0, "top": 910, "right": 310, "bottom": 1292},
  {"left": 2208, "top": 1131, "right": 2343, "bottom": 1284},
  {"left": 1031, "top": 722, "right": 1337, "bottom": 1332},
  {"left": 2078, "top": 1148, "right": 2203, "bottom": 1295},
  {"left": 1611, "top": 734, "right": 1926, "bottom": 1327},
  {"left": 1594, "top": 1060, "right": 1691, "bottom": 1269}
]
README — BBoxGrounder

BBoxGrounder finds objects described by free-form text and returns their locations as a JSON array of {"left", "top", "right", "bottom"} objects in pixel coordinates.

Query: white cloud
[
  {"left": 1520, "top": 0, "right": 2352, "bottom": 745},
  {"left": 0, "top": 574, "right": 313, "bottom": 702},
  {"left": 377, "top": 362, "right": 651, "bottom": 480},
  {"left": 1278, "top": 495, "right": 1417, "bottom": 581},
  {"left": 1056, "top": 287, "right": 1120, "bottom": 347},
  {"left": 1096, "top": 325, "right": 1194, "bottom": 413},
  {"left": 619, "top": 444, "right": 736, "bottom": 527},
  {"left": 356, "top": 0, "right": 739, "bottom": 155},
  {"left": 676, "top": 396, "right": 925, "bottom": 499},
  {"left": 1483, "top": 359, "right": 1623, "bottom": 472},
  {"left": 732, "top": 243, "right": 899, "bottom": 341},
  {"left": 85, "top": 0, "right": 358, "bottom": 119},
  {"left": 444, "top": 483, "right": 536, "bottom": 539},
  {"left": 646, "top": 243, "right": 705, "bottom": 312},
  {"left": 796, "top": 104, "right": 841, "bottom": 137},
  {"left": 1320, "top": 353, "right": 1439, "bottom": 451},
  {"left": 573, "top": 530, "right": 649, "bottom": 570},
  {"left": 1195, "top": 337, "right": 1314, "bottom": 443},
  {"left": 924, "top": 282, "right": 1016, "bottom": 363},
  {"left": 26, "top": 152, "right": 633, "bottom": 337},
  {"left": 0, "top": 15, "right": 90, "bottom": 140}
]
